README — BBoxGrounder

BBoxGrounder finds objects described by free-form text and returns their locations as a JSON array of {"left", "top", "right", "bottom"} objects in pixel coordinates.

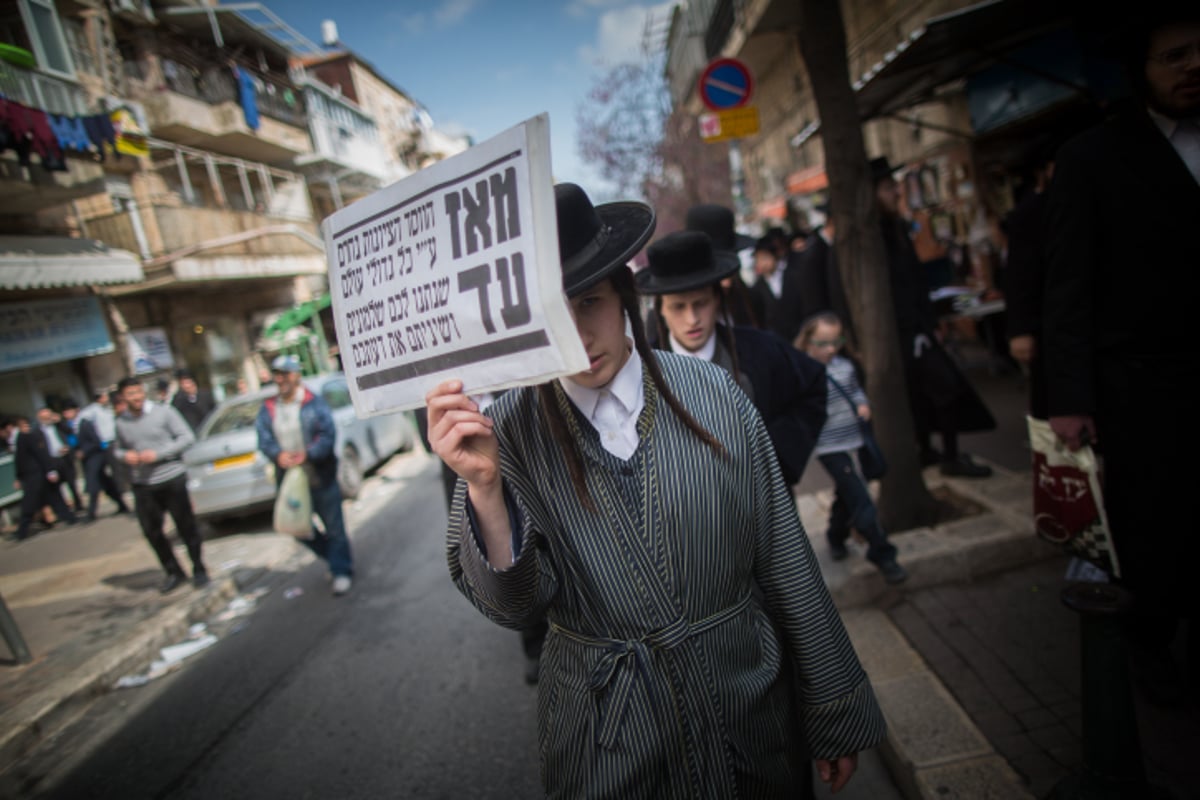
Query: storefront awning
[
  {"left": 0, "top": 236, "right": 144, "bottom": 289},
  {"left": 852, "top": 0, "right": 1073, "bottom": 122}
]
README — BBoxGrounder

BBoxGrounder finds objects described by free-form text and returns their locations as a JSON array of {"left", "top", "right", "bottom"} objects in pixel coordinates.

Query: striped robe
[{"left": 448, "top": 352, "right": 885, "bottom": 799}]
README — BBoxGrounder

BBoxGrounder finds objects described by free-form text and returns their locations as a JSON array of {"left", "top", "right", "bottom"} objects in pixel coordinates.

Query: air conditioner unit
[{"left": 110, "top": 0, "right": 156, "bottom": 26}]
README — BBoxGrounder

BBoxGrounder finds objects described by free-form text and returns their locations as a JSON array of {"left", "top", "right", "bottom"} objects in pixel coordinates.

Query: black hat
[
  {"left": 869, "top": 156, "right": 896, "bottom": 184},
  {"left": 635, "top": 231, "right": 738, "bottom": 295},
  {"left": 684, "top": 204, "right": 754, "bottom": 272},
  {"left": 556, "top": 183, "right": 655, "bottom": 297},
  {"left": 753, "top": 235, "right": 776, "bottom": 255}
]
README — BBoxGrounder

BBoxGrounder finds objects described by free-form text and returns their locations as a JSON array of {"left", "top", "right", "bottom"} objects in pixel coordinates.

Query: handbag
[
  {"left": 828, "top": 376, "right": 888, "bottom": 481},
  {"left": 273, "top": 465, "right": 313, "bottom": 537},
  {"left": 1026, "top": 416, "right": 1121, "bottom": 578}
]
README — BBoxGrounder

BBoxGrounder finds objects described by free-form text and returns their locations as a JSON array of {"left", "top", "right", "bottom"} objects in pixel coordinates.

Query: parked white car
[{"left": 183, "top": 373, "right": 415, "bottom": 521}]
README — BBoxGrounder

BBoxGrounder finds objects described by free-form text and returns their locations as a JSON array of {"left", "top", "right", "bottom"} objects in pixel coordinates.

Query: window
[
  {"left": 61, "top": 16, "right": 94, "bottom": 76},
  {"left": 18, "top": 0, "right": 75, "bottom": 77},
  {"left": 322, "top": 380, "right": 351, "bottom": 410}
]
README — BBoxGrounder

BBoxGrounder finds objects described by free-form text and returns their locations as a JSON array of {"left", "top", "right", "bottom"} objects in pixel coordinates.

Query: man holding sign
[{"left": 425, "top": 177, "right": 885, "bottom": 797}]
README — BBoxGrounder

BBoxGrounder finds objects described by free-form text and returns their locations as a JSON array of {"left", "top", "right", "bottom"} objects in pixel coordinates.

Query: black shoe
[
  {"left": 919, "top": 447, "right": 943, "bottom": 467},
  {"left": 84, "top": 513, "right": 97, "bottom": 523},
  {"left": 878, "top": 560, "right": 909, "bottom": 584},
  {"left": 192, "top": 569, "right": 211, "bottom": 589},
  {"left": 160, "top": 573, "right": 186, "bottom": 594},
  {"left": 524, "top": 657, "right": 540, "bottom": 686},
  {"left": 829, "top": 542, "right": 849, "bottom": 561},
  {"left": 939, "top": 455, "right": 993, "bottom": 478}
]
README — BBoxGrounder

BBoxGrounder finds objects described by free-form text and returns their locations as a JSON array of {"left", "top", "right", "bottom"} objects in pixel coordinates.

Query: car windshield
[{"left": 204, "top": 399, "right": 263, "bottom": 436}]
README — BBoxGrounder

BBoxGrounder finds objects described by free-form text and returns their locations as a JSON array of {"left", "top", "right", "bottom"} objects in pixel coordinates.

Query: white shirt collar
[
  {"left": 1148, "top": 106, "right": 1180, "bottom": 138},
  {"left": 560, "top": 341, "right": 643, "bottom": 421},
  {"left": 559, "top": 342, "right": 644, "bottom": 460},
  {"left": 669, "top": 330, "right": 717, "bottom": 361}
]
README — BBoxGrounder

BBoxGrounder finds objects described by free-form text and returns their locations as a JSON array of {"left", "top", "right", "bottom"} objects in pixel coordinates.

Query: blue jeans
[
  {"left": 304, "top": 478, "right": 353, "bottom": 578},
  {"left": 817, "top": 451, "right": 897, "bottom": 565}
]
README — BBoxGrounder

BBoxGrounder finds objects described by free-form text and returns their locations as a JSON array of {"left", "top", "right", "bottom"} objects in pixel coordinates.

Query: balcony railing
[
  {"left": 85, "top": 205, "right": 320, "bottom": 261},
  {"left": 0, "top": 62, "right": 90, "bottom": 116},
  {"left": 159, "top": 58, "right": 306, "bottom": 128}
]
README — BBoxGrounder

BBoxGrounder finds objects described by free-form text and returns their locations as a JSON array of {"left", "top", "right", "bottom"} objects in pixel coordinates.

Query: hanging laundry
[
  {"left": 48, "top": 113, "right": 92, "bottom": 153},
  {"left": 1, "top": 100, "right": 65, "bottom": 170},
  {"left": 82, "top": 112, "right": 119, "bottom": 162},
  {"left": 235, "top": 66, "right": 260, "bottom": 131}
]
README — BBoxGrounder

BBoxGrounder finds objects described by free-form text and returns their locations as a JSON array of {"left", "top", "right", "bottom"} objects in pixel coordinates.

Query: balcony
[
  {"left": 0, "top": 64, "right": 109, "bottom": 214},
  {"left": 135, "top": 60, "right": 311, "bottom": 165},
  {"left": 87, "top": 204, "right": 326, "bottom": 291}
]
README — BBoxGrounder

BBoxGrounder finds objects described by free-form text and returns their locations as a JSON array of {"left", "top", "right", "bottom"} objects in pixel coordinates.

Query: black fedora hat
[
  {"left": 556, "top": 183, "right": 655, "bottom": 297},
  {"left": 635, "top": 230, "right": 738, "bottom": 296},
  {"left": 869, "top": 156, "right": 896, "bottom": 184},
  {"left": 684, "top": 204, "right": 754, "bottom": 272}
]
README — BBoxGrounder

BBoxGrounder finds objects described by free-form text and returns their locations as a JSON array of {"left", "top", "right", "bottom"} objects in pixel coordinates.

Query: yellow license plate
[{"left": 213, "top": 453, "right": 256, "bottom": 471}]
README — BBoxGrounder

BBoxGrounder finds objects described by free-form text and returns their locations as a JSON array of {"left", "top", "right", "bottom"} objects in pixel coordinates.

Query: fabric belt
[{"left": 549, "top": 593, "right": 752, "bottom": 750}]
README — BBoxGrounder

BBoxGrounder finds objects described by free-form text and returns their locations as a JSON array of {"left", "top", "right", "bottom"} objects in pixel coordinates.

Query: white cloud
[
  {"left": 577, "top": 3, "right": 673, "bottom": 67},
  {"left": 435, "top": 0, "right": 478, "bottom": 26},
  {"left": 402, "top": 0, "right": 479, "bottom": 34},
  {"left": 566, "top": 0, "right": 632, "bottom": 18}
]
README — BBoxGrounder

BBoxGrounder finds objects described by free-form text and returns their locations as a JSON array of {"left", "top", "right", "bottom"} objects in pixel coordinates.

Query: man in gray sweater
[{"left": 114, "top": 376, "right": 208, "bottom": 593}]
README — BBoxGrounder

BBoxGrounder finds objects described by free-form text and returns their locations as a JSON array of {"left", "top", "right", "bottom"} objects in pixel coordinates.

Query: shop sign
[
  {"left": 0, "top": 296, "right": 113, "bottom": 372},
  {"left": 129, "top": 327, "right": 175, "bottom": 374},
  {"left": 699, "top": 107, "right": 761, "bottom": 143},
  {"left": 323, "top": 113, "right": 587, "bottom": 416}
]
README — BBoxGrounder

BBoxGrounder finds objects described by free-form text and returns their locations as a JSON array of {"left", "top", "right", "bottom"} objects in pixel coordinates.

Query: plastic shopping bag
[
  {"left": 1027, "top": 416, "right": 1121, "bottom": 578},
  {"left": 273, "top": 466, "right": 312, "bottom": 537}
]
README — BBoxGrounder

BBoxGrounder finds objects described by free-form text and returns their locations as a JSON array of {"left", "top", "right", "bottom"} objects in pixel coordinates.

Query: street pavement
[{"left": 1, "top": 352, "right": 1196, "bottom": 798}]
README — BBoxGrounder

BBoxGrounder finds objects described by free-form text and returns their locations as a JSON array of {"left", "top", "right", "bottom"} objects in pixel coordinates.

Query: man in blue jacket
[{"left": 256, "top": 355, "right": 354, "bottom": 596}]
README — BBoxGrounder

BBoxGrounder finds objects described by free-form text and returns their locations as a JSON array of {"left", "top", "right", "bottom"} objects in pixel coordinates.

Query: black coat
[
  {"left": 1003, "top": 188, "right": 1050, "bottom": 417},
  {"left": 77, "top": 417, "right": 105, "bottom": 458},
  {"left": 1042, "top": 106, "right": 1200, "bottom": 599},
  {"left": 15, "top": 426, "right": 56, "bottom": 481},
  {"left": 171, "top": 390, "right": 216, "bottom": 432},
  {"left": 647, "top": 319, "right": 827, "bottom": 484},
  {"left": 782, "top": 234, "right": 854, "bottom": 345},
  {"left": 884, "top": 216, "right": 994, "bottom": 435}
]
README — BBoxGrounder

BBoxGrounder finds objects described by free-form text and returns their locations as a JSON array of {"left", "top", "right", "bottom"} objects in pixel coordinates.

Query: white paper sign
[{"left": 323, "top": 114, "right": 587, "bottom": 416}]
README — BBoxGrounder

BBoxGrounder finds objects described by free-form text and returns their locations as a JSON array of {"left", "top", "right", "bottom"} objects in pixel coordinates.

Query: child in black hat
[{"left": 427, "top": 183, "right": 884, "bottom": 797}]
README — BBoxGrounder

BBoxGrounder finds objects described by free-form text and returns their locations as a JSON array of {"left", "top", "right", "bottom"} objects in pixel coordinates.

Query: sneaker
[
  {"left": 829, "top": 542, "right": 849, "bottom": 561},
  {"left": 160, "top": 573, "right": 186, "bottom": 594},
  {"left": 331, "top": 575, "right": 352, "bottom": 596},
  {"left": 879, "top": 560, "right": 909, "bottom": 584},
  {"left": 524, "top": 656, "right": 540, "bottom": 686},
  {"left": 939, "top": 455, "right": 993, "bottom": 478},
  {"left": 192, "top": 569, "right": 211, "bottom": 589}
]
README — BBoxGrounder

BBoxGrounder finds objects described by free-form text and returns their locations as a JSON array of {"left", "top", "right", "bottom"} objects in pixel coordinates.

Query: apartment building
[{"left": 1, "top": 0, "right": 466, "bottom": 419}]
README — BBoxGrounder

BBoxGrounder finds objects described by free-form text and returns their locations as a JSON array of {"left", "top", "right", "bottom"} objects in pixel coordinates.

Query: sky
[{"left": 262, "top": 0, "right": 673, "bottom": 199}]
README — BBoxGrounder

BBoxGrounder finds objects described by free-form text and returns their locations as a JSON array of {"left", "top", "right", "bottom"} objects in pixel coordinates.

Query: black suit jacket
[
  {"left": 1043, "top": 107, "right": 1200, "bottom": 418},
  {"left": 77, "top": 417, "right": 105, "bottom": 458},
  {"left": 15, "top": 426, "right": 56, "bottom": 481},
  {"left": 784, "top": 234, "right": 854, "bottom": 345},
  {"left": 647, "top": 321, "right": 827, "bottom": 484},
  {"left": 172, "top": 390, "right": 216, "bottom": 432}
]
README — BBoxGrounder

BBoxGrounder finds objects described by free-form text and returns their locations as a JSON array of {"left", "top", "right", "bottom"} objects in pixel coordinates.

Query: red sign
[{"left": 699, "top": 58, "right": 753, "bottom": 111}]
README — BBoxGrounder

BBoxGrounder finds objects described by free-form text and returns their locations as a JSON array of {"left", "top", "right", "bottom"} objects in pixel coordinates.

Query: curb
[
  {"left": 0, "top": 576, "right": 237, "bottom": 769},
  {"left": 842, "top": 609, "right": 1033, "bottom": 799},
  {"left": 823, "top": 461, "right": 1047, "bottom": 798}
]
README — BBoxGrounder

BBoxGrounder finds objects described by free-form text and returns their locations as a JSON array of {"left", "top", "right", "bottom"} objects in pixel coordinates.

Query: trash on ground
[
  {"left": 159, "top": 633, "right": 218, "bottom": 664},
  {"left": 284, "top": 587, "right": 304, "bottom": 599},
  {"left": 214, "top": 595, "right": 258, "bottom": 621},
  {"left": 114, "top": 632, "right": 219, "bottom": 689},
  {"left": 188, "top": 622, "right": 207, "bottom": 637}
]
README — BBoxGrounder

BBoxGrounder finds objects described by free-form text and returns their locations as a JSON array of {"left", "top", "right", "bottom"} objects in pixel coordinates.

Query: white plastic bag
[{"left": 273, "top": 466, "right": 312, "bottom": 537}]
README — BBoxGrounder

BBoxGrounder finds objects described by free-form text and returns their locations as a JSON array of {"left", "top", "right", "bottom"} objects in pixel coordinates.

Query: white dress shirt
[
  {"left": 1148, "top": 106, "right": 1200, "bottom": 185},
  {"left": 559, "top": 343, "right": 644, "bottom": 460},
  {"left": 668, "top": 330, "right": 717, "bottom": 362}
]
